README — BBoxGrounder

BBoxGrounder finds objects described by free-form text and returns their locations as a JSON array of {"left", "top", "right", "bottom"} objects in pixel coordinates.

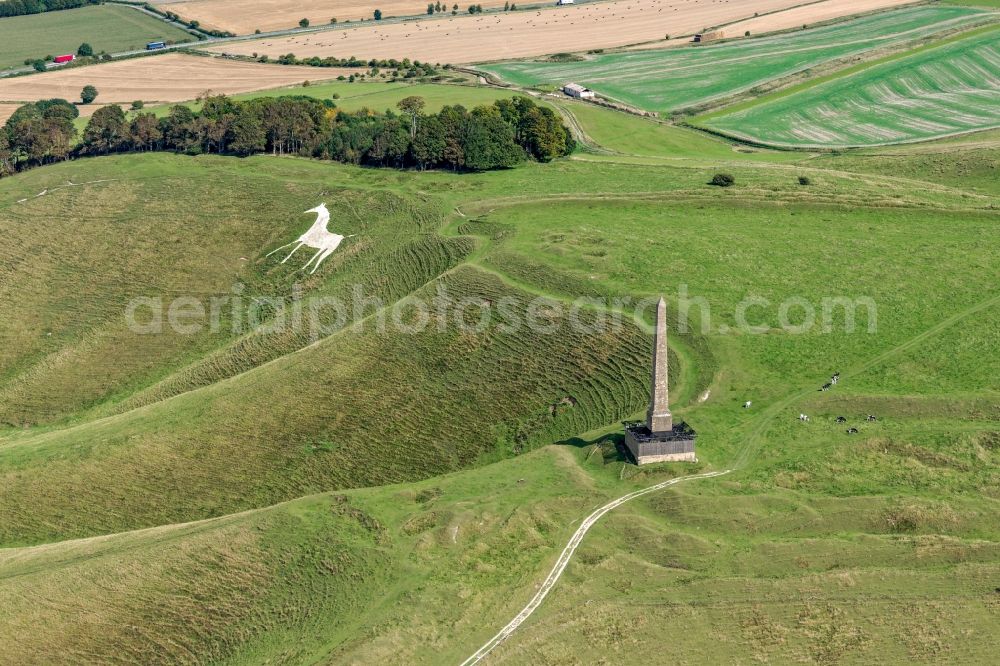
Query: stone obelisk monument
[
  {"left": 624, "top": 296, "right": 697, "bottom": 464},
  {"left": 647, "top": 297, "right": 673, "bottom": 434}
]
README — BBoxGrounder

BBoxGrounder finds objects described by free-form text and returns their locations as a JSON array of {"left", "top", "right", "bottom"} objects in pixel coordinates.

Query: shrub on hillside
[
  {"left": 710, "top": 173, "right": 735, "bottom": 187},
  {"left": 798, "top": 175, "right": 811, "bottom": 186}
]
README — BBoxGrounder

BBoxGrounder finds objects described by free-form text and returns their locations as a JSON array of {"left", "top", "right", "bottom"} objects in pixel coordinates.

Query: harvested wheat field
[
  {"left": 725, "top": 0, "right": 941, "bottom": 39},
  {"left": 0, "top": 54, "right": 346, "bottom": 105},
  {"left": 0, "top": 104, "right": 19, "bottom": 125},
  {"left": 203, "top": 0, "right": 849, "bottom": 64},
  {"left": 150, "top": 0, "right": 509, "bottom": 34}
]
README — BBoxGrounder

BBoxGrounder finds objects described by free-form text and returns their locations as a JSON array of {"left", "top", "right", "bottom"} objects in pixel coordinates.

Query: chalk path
[{"left": 459, "top": 468, "right": 732, "bottom": 665}]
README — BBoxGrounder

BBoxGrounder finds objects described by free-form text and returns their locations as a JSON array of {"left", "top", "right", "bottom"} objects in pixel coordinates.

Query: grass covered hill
[
  {"left": 0, "top": 77, "right": 998, "bottom": 663},
  {"left": 0, "top": 446, "right": 630, "bottom": 664},
  {"left": 0, "top": 154, "right": 654, "bottom": 546}
]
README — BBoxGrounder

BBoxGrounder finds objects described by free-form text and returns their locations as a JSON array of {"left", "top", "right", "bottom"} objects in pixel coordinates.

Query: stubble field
[
  {"left": 150, "top": 0, "right": 510, "bottom": 34},
  {"left": 204, "top": 0, "right": 851, "bottom": 64},
  {"left": 0, "top": 53, "right": 346, "bottom": 104}
]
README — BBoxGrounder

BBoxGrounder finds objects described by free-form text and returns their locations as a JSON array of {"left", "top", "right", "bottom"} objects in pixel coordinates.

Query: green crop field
[
  {"left": 122, "top": 81, "right": 529, "bottom": 132},
  {"left": 0, "top": 4, "right": 193, "bottom": 71},
  {"left": 478, "top": 6, "right": 988, "bottom": 114},
  {"left": 249, "top": 80, "right": 517, "bottom": 112},
  {"left": 1, "top": 53, "right": 999, "bottom": 664},
  {"left": 944, "top": 0, "right": 1000, "bottom": 6},
  {"left": 701, "top": 26, "right": 1000, "bottom": 147}
]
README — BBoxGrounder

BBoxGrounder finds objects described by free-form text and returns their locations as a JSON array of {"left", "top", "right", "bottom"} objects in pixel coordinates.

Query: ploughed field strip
[
  {"left": 479, "top": 5, "right": 987, "bottom": 114},
  {"left": 702, "top": 26, "right": 1000, "bottom": 147}
]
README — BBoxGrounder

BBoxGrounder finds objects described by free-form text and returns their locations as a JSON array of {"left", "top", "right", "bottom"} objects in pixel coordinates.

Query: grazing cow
[
  {"left": 799, "top": 414, "right": 810, "bottom": 422},
  {"left": 846, "top": 427, "right": 859, "bottom": 434},
  {"left": 836, "top": 416, "right": 847, "bottom": 423},
  {"left": 867, "top": 415, "right": 877, "bottom": 422},
  {"left": 743, "top": 401, "right": 752, "bottom": 409},
  {"left": 821, "top": 383, "right": 832, "bottom": 391},
  {"left": 831, "top": 375, "right": 839, "bottom": 385}
]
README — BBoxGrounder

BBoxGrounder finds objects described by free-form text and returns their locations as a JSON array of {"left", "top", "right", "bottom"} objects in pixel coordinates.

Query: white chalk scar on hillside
[{"left": 265, "top": 203, "right": 354, "bottom": 274}]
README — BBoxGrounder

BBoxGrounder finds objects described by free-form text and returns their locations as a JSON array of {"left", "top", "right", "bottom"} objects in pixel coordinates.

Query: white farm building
[
  {"left": 563, "top": 83, "right": 595, "bottom": 99},
  {"left": 556, "top": 0, "right": 575, "bottom": 5}
]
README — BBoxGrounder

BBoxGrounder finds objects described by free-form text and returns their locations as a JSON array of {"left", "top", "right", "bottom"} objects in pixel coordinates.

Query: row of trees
[
  {"left": 260, "top": 53, "right": 439, "bottom": 80},
  {"left": 154, "top": 6, "right": 232, "bottom": 37},
  {"left": 0, "top": 0, "right": 97, "bottom": 18},
  {"left": 0, "top": 99, "right": 79, "bottom": 174},
  {"left": 0, "top": 93, "right": 574, "bottom": 178},
  {"left": 426, "top": 3, "right": 486, "bottom": 14}
]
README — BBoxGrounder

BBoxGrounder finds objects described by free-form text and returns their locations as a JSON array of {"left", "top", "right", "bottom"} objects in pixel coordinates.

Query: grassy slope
[
  {"left": 475, "top": 199, "right": 1000, "bottom": 387},
  {"left": 478, "top": 6, "right": 986, "bottom": 114},
  {"left": 0, "top": 446, "right": 634, "bottom": 664},
  {"left": 0, "top": 4, "right": 192, "bottom": 71},
  {"left": 0, "top": 154, "right": 464, "bottom": 426},
  {"left": 2, "top": 438, "right": 998, "bottom": 663},
  {"left": 700, "top": 24, "right": 1000, "bottom": 147},
  {"left": 808, "top": 141, "right": 1000, "bottom": 196},
  {"left": 155, "top": 80, "right": 515, "bottom": 114},
  {"left": 0, "top": 93, "right": 998, "bottom": 662},
  {"left": 0, "top": 155, "right": 673, "bottom": 546},
  {"left": 555, "top": 100, "right": 809, "bottom": 162},
  {"left": 71, "top": 80, "right": 526, "bottom": 133}
]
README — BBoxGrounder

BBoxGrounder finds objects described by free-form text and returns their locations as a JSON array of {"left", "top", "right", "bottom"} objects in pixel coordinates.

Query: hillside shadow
[{"left": 557, "top": 431, "right": 630, "bottom": 464}]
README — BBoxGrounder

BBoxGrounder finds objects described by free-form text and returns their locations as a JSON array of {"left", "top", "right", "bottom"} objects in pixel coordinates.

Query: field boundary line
[{"left": 459, "top": 469, "right": 732, "bottom": 665}]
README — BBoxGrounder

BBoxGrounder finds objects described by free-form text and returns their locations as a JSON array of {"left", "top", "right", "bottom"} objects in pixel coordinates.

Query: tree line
[
  {"left": 0, "top": 0, "right": 98, "bottom": 18},
  {"left": 263, "top": 53, "right": 439, "bottom": 80},
  {"left": 0, "top": 93, "right": 574, "bottom": 178}
]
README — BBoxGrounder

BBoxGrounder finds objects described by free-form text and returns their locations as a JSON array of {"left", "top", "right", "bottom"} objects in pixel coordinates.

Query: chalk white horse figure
[{"left": 266, "top": 204, "right": 353, "bottom": 274}]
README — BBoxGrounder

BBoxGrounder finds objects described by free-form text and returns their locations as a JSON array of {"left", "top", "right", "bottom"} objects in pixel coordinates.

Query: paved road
[{"left": 458, "top": 468, "right": 732, "bottom": 666}]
